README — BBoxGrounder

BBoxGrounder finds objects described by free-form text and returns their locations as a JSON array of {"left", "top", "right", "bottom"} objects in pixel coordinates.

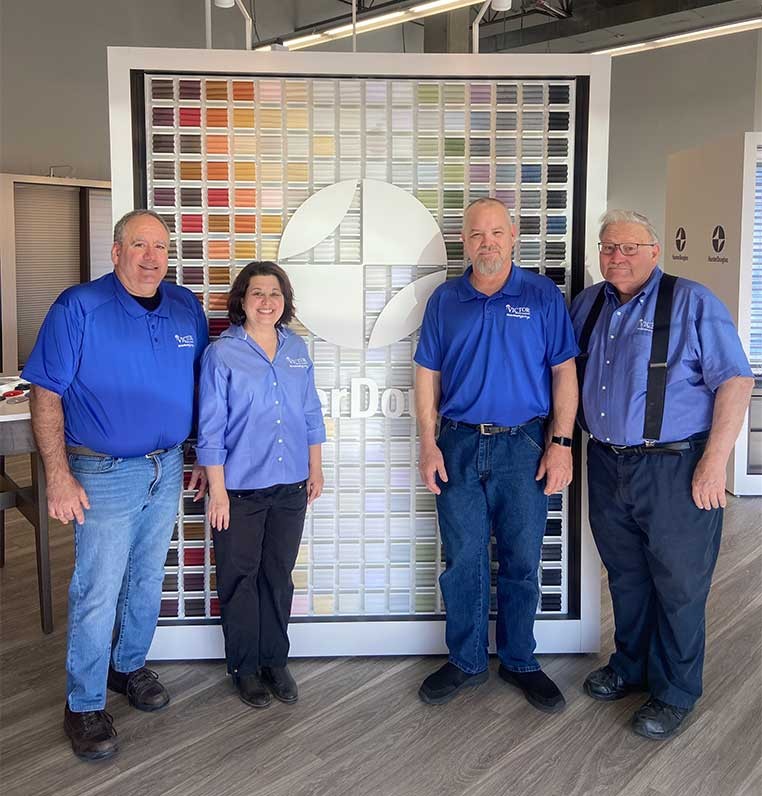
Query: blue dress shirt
[
  {"left": 196, "top": 325, "right": 326, "bottom": 490},
  {"left": 414, "top": 264, "right": 579, "bottom": 426},
  {"left": 22, "top": 272, "right": 208, "bottom": 457},
  {"left": 570, "top": 267, "right": 753, "bottom": 446}
]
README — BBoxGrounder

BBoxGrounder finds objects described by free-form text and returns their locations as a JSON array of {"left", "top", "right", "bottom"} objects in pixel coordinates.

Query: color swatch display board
[{"left": 109, "top": 49, "right": 609, "bottom": 657}]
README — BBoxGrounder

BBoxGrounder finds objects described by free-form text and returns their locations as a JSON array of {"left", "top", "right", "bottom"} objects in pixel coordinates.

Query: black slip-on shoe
[
  {"left": 64, "top": 705, "right": 118, "bottom": 761},
  {"left": 583, "top": 665, "right": 644, "bottom": 702},
  {"left": 261, "top": 665, "right": 298, "bottom": 704},
  {"left": 418, "top": 661, "right": 489, "bottom": 705},
  {"left": 108, "top": 666, "right": 170, "bottom": 712},
  {"left": 236, "top": 672, "right": 272, "bottom": 709},
  {"left": 498, "top": 665, "right": 566, "bottom": 713},
  {"left": 631, "top": 697, "right": 692, "bottom": 740}
]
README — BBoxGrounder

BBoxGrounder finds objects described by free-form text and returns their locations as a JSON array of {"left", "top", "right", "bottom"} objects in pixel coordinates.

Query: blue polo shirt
[
  {"left": 22, "top": 272, "right": 209, "bottom": 457},
  {"left": 196, "top": 325, "right": 326, "bottom": 490},
  {"left": 414, "top": 265, "right": 579, "bottom": 426},
  {"left": 570, "top": 267, "right": 753, "bottom": 446}
]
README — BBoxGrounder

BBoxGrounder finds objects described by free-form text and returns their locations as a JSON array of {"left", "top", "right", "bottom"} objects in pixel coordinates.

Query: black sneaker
[
  {"left": 583, "top": 665, "right": 644, "bottom": 702},
  {"left": 498, "top": 665, "right": 566, "bottom": 713},
  {"left": 63, "top": 705, "right": 118, "bottom": 761},
  {"left": 632, "top": 697, "right": 692, "bottom": 740},
  {"left": 418, "top": 661, "right": 489, "bottom": 705},
  {"left": 107, "top": 666, "right": 170, "bottom": 712},
  {"left": 261, "top": 665, "right": 298, "bottom": 704},
  {"left": 235, "top": 672, "right": 272, "bottom": 709}
]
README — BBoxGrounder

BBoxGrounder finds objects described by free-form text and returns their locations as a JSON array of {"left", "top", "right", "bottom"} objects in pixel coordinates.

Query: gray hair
[
  {"left": 463, "top": 197, "right": 514, "bottom": 227},
  {"left": 113, "top": 209, "right": 171, "bottom": 244},
  {"left": 599, "top": 209, "right": 659, "bottom": 244}
]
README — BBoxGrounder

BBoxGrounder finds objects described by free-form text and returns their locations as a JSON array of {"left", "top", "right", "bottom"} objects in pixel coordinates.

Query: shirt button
[
  {"left": 600, "top": 412, "right": 606, "bottom": 417},
  {"left": 276, "top": 419, "right": 281, "bottom": 424},
  {"left": 609, "top": 335, "right": 615, "bottom": 339},
  {"left": 606, "top": 360, "right": 611, "bottom": 365},
  {"left": 273, "top": 382, "right": 277, "bottom": 387},
  {"left": 277, "top": 456, "right": 283, "bottom": 462},
  {"left": 601, "top": 386, "right": 606, "bottom": 390},
  {"left": 275, "top": 400, "right": 279, "bottom": 405},
  {"left": 278, "top": 439, "right": 283, "bottom": 443},
  {"left": 606, "top": 437, "right": 611, "bottom": 442},
  {"left": 616, "top": 311, "right": 621, "bottom": 316}
]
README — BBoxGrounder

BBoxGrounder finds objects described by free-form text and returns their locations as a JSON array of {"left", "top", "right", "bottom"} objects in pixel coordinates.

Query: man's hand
[
  {"left": 47, "top": 472, "right": 90, "bottom": 525},
  {"left": 419, "top": 442, "right": 448, "bottom": 495},
  {"left": 188, "top": 464, "right": 208, "bottom": 501},
  {"left": 208, "top": 491, "right": 230, "bottom": 531},
  {"left": 307, "top": 467, "right": 324, "bottom": 505},
  {"left": 691, "top": 453, "right": 727, "bottom": 510},
  {"left": 536, "top": 444, "right": 573, "bottom": 495}
]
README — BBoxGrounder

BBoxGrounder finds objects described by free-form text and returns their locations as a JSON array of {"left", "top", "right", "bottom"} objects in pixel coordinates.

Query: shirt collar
[
  {"left": 456, "top": 263, "right": 524, "bottom": 301},
  {"left": 232, "top": 323, "right": 290, "bottom": 345},
  {"left": 111, "top": 272, "right": 171, "bottom": 318},
  {"left": 603, "top": 266, "right": 663, "bottom": 305}
]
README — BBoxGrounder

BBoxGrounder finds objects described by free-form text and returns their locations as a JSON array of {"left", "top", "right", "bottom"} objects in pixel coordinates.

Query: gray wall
[{"left": 607, "top": 29, "right": 761, "bottom": 244}]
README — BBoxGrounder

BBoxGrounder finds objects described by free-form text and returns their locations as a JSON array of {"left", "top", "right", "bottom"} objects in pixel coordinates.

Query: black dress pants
[{"left": 212, "top": 481, "right": 307, "bottom": 676}]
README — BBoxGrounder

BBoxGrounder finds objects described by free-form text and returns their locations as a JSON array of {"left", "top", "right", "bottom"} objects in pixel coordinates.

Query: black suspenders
[{"left": 576, "top": 274, "right": 678, "bottom": 443}]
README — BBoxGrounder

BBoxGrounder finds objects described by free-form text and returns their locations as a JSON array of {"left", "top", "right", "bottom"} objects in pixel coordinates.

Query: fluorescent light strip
[
  {"left": 592, "top": 17, "right": 762, "bottom": 56},
  {"left": 280, "top": 0, "right": 483, "bottom": 50}
]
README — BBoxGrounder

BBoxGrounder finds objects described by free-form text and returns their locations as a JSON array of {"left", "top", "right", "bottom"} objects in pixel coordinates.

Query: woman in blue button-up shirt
[{"left": 197, "top": 261, "right": 325, "bottom": 709}]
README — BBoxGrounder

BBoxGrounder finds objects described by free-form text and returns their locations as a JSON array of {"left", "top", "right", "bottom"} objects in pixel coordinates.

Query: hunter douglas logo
[{"left": 277, "top": 180, "right": 447, "bottom": 350}]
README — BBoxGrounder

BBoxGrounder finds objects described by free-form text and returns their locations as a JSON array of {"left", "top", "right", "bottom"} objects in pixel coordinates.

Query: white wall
[{"left": 607, "top": 29, "right": 761, "bottom": 244}]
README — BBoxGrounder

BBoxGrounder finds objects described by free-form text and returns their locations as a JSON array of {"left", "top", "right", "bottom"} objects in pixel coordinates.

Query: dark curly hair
[{"left": 227, "top": 261, "right": 295, "bottom": 328}]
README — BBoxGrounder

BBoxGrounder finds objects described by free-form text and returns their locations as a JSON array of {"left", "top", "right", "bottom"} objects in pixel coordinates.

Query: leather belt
[
  {"left": 444, "top": 417, "right": 543, "bottom": 436},
  {"left": 592, "top": 436, "right": 707, "bottom": 455},
  {"left": 67, "top": 445, "right": 169, "bottom": 458}
]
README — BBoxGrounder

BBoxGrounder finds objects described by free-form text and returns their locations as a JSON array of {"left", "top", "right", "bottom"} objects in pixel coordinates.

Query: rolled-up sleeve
[
  {"left": 304, "top": 360, "right": 326, "bottom": 446},
  {"left": 196, "top": 344, "right": 230, "bottom": 466}
]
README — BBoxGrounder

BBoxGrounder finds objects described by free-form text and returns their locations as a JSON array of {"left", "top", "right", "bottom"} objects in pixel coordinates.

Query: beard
[{"left": 473, "top": 252, "right": 505, "bottom": 275}]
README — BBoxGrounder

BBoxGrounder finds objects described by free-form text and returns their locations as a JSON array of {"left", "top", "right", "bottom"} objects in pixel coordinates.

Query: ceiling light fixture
[{"left": 592, "top": 16, "right": 762, "bottom": 56}]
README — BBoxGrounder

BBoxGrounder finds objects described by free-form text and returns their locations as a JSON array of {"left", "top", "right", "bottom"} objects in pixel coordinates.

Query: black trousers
[
  {"left": 587, "top": 439, "right": 723, "bottom": 709},
  {"left": 212, "top": 481, "right": 307, "bottom": 676}
]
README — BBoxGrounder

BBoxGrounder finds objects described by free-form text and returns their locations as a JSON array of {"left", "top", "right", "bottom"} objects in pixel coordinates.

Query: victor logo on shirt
[
  {"left": 637, "top": 319, "right": 654, "bottom": 334},
  {"left": 286, "top": 356, "right": 309, "bottom": 368},
  {"left": 505, "top": 303, "right": 531, "bottom": 320},
  {"left": 174, "top": 334, "right": 195, "bottom": 348}
]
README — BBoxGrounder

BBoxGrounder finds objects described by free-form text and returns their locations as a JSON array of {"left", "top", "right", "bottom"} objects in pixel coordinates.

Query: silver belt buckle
[
  {"left": 643, "top": 440, "right": 656, "bottom": 447},
  {"left": 479, "top": 423, "right": 493, "bottom": 435}
]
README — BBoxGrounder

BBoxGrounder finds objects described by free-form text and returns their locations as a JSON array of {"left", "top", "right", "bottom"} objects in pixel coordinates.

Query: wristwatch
[{"left": 551, "top": 435, "right": 573, "bottom": 447}]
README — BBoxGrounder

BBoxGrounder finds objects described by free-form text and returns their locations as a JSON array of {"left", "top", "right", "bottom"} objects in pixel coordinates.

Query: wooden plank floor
[{"left": 1, "top": 454, "right": 760, "bottom": 796}]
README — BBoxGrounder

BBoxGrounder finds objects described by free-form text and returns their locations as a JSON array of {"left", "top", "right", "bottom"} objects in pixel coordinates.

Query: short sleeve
[
  {"left": 21, "top": 302, "right": 84, "bottom": 395},
  {"left": 545, "top": 287, "right": 580, "bottom": 367},
  {"left": 694, "top": 292, "right": 752, "bottom": 391},
  {"left": 414, "top": 292, "right": 443, "bottom": 371}
]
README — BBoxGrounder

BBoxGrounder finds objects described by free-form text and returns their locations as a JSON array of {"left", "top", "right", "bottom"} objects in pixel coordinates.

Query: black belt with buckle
[
  {"left": 66, "top": 445, "right": 169, "bottom": 458},
  {"left": 593, "top": 436, "right": 707, "bottom": 455},
  {"left": 445, "top": 417, "right": 543, "bottom": 436}
]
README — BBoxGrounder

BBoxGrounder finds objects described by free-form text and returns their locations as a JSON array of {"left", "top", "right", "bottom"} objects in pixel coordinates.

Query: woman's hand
[
  {"left": 208, "top": 491, "right": 230, "bottom": 531},
  {"left": 307, "top": 467, "right": 324, "bottom": 506}
]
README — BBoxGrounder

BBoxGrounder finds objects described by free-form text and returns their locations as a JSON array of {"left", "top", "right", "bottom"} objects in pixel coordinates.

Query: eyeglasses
[{"left": 598, "top": 242, "right": 657, "bottom": 256}]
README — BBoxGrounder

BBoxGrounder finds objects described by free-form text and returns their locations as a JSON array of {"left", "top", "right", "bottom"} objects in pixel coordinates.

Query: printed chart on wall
[{"left": 139, "top": 72, "right": 583, "bottom": 629}]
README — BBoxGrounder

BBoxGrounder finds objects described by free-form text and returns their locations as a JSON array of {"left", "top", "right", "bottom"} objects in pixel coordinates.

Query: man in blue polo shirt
[
  {"left": 415, "top": 197, "right": 579, "bottom": 711},
  {"left": 22, "top": 209, "right": 209, "bottom": 761},
  {"left": 571, "top": 209, "right": 753, "bottom": 740}
]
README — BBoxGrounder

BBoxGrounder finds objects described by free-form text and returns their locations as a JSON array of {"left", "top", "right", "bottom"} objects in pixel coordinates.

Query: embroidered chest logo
[
  {"left": 637, "top": 319, "right": 654, "bottom": 333},
  {"left": 174, "top": 334, "right": 195, "bottom": 348},
  {"left": 286, "top": 356, "right": 309, "bottom": 368},
  {"left": 505, "top": 303, "right": 531, "bottom": 320}
]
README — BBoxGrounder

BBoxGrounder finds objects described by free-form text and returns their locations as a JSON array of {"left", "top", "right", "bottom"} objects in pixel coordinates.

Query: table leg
[{"left": 31, "top": 452, "right": 53, "bottom": 634}]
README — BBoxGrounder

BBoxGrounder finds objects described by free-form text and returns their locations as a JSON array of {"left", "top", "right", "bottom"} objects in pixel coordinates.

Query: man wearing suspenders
[{"left": 570, "top": 210, "right": 753, "bottom": 740}]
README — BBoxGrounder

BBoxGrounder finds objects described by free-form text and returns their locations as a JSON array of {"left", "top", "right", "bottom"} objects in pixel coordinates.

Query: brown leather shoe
[
  {"left": 261, "top": 665, "right": 298, "bottom": 703},
  {"left": 107, "top": 666, "right": 170, "bottom": 711},
  {"left": 64, "top": 705, "right": 118, "bottom": 761}
]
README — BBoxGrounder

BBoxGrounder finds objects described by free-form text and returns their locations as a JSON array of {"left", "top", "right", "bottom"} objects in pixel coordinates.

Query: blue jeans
[
  {"left": 66, "top": 446, "right": 183, "bottom": 711},
  {"left": 587, "top": 439, "right": 722, "bottom": 709},
  {"left": 435, "top": 419, "right": 549, "bottom": 674}
]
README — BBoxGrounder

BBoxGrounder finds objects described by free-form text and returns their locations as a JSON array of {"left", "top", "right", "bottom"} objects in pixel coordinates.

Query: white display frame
[{"left": 107, "top": 47, "right": 610, "bottom": 658}]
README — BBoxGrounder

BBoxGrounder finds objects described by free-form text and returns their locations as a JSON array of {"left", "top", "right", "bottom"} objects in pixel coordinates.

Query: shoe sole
[
  {"left": 632, "top": 719, "right": 687, "bottom": 741},
  {"left": 500, "top": 671, "right": 566, "bottom": 714},
  {"left": 65, "top": 729, "right": 119, "bottom": 762},
  {"left": 239, "top": 693, "right": 272, "bottom": 709},
  {"left": 268, "top": 691, "right": 298, "bottom": 704},
  {"left": 418, "top": 670, "right": 489, "bottom": 705}
]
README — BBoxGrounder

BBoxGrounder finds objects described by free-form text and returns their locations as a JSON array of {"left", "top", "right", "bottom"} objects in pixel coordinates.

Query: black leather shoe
[
  {"left": 584, "top": 665, "right": 643, "bottom": 702},
  {"left": 498, "top": 665, "right": 566, "bottom": 713},
  {"left": 64, "top": 705, "right": 118, "bottom": 761},
  {"left": 108, "top": 666, "right": 170, "bottom": 712},
  {"left": 261, "top": 665, "right": 298, "bottom": 703},
  {"left": 236, "top": 672, "right": 272, "bottom": 708},
  {"left": 632, "top": 697, "right": 692, "bottom": 740},
  {"left": 418, "top": 661, "right": 488, "bottom": 705}
]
